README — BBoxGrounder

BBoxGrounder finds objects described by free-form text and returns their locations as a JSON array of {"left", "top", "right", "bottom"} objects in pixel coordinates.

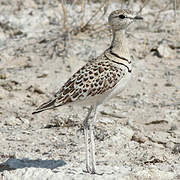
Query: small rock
[
  {"left": 99, "top": 116, "right": 115, "bottom": 124},
  {"left": 121, "top": 126, "right": 134, "bottom": 140},
  {"left": 4, "top": 116, "right": 21, "bottom": 126},
  {"left": 151, "top": 41, "right": 174, "bottom": 58},
  {"left": 37, "top": 71, "right": 48, "bottom": 78},
  {"left": 165, "top": 141, "right": 174, "bottom": 149},
  {"left": 157, "top": 43, "right": 173, "bottom": 58},
  {"left": 131, "top": 132, "right": 147, "bottom": 143},
  {"left": 112, "top": 126, "right": 134, "bottom": 142},
  {"left": 149, "top": 131, "right": 169, "bottom": 144},
  {"left": 26, "top": 85, "right": 45, "bottom": 94},
  {"left": 0, "top": 87, "right": 9, "bottom": 99},
  {"left": 94, "top": 127, "right": 109, "bottom": 141},
  {"left": 0, "top": 73, "right": 6, "bottom": 79},
  {"left": 172, "top": 144, "right": 180, "bottom": 154}
]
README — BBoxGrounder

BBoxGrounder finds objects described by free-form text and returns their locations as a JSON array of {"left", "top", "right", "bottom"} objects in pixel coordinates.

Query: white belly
[
  {"left": 104, "top": 70, "right": 131, "bottom": 102},
  {"left": 71, "top": 70, "right": 131, "bottom": 107}
]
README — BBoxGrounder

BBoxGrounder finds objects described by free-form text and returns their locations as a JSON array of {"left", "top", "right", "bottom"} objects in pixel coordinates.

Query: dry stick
[
  {"left": 173, "top": 0, "right": 176, "bottom": 22},
  {"left": 80, "top": 0, "right": 86, "bottom": 27},
  {"left": 80, "top": 0, "right": 109, "bottom": 32},
  {"left": 136, "top": 0, "right": 149, "bottom": 58},
  {"left": 84, "top": 5, "right": 109, "bottom": 38},
  {"left": 71, "top": 0, "right": 77, "bottom": 8},
  {"left": 91, "top": 22, "right": 108, "bottom": 33},
  {"left": 90, "top": 4, "right": 109, "bottom": 31},
  {"left": 160, "top": 0, "right": 178, "bottom": 89},
  {"left": 142, "top": 35, "right": 148, "bottom": 57},
  {"left": 61, "top": 0, "right": 68, "bottom": 32},
  {"left": 172, "top": 0, "right": 178, "bottom": 90},
  {"left": 151, "top": 2, "right": 170, "bottom": 29},
  {"left": 88, "top": 25, "right": 109, "bottom": 37},
  {"left": 60, "top": 0, "right": 71, "bottom": 55},
  {"left": 129, "top": 0, "right": 134, "bottom": 10},
  {"left": 138, "top": 0, "right": 149, "bottom": 14}
]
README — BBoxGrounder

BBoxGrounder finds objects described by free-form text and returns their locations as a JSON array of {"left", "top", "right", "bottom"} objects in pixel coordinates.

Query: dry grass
[{"left": 0, "top": 0, "right": 178, "bottom": 61}]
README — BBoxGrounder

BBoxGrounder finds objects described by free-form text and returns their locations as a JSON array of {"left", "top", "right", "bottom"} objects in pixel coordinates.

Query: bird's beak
[{"left": 134, "top": 16, "right": 143, "bottom": 20}]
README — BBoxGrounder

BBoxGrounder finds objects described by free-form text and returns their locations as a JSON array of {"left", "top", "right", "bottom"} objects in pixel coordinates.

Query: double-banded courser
[{"left": 33, "top": 9, "right": 143, "bottom": 174}]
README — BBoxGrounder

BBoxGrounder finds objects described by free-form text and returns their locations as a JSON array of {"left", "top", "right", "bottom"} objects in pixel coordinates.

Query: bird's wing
[
  {"left": 55, "top": 59, "right": 124, "bottom": 103},
  {"left": 32, "top": 59, "right": 124, "bottom": 114}
]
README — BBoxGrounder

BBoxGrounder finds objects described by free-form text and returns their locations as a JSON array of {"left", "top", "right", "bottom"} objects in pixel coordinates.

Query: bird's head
[{"left": 108, "top": 9, "right": 143, "bottom": 31}]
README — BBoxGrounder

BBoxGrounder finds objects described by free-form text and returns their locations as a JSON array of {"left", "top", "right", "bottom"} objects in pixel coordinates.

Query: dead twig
[
  {"left": 80, "top": 0, "right": 86, "bottom": 27},
  {"left": 137, "top": 0, "right": 149, "bottom": 14},
  {"left": 100, "top": 111, "right": 126, "bottom": 119},
  {"left": 61, "top": 0, "right": 68, "bottom": 32},
  {"left": 173, "top": 0, "right": 176, "bottom": 22},
  {"left": 145, "top": 120, "right": 168, "bottom": 125},
  {"left": 80, "top": 0, "right": 109, "bottom": 32},
  {"left": 151, "top": 2, "right": 170, "bottom": 28}
]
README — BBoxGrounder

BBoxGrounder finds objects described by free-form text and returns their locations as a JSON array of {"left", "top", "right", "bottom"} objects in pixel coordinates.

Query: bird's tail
[{"left": 32, "top": 98, "right": 57, "bottom": 114}]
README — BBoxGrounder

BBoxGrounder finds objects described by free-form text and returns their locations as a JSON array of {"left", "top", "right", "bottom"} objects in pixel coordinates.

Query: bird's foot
[
  {"left": 83, "top": 165, "right": 91, "bottom": 174},
  {"left": 91, "top": 169, "right": 104, "bottom": 175},
  {"left": 83, "top": 167, "right": 103, "bottom": 175}
]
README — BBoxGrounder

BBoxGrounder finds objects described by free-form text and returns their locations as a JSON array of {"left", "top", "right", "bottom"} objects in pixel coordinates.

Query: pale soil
[{"left": 0, "top": 0, "right": 180, "bottom": 179}]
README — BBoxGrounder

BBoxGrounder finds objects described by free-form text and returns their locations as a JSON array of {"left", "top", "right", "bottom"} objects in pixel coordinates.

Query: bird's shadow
[{"left": 0, "top": 158, "right": 66, "bottom": 172}]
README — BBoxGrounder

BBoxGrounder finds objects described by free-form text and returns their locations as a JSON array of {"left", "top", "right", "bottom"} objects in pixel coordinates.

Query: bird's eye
[{"left": 119, "top": 14, "right": 125, "bottom": 19}]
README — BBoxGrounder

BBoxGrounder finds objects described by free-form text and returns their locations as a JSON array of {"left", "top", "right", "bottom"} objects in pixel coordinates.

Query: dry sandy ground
[{"left": 0, "top": 0, "right": 180, "bottom": 179}]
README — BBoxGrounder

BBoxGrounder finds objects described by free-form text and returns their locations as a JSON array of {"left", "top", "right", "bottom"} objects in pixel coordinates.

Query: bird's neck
[{"left": 110, "top": 30, "right": 130, "bottom": 59}]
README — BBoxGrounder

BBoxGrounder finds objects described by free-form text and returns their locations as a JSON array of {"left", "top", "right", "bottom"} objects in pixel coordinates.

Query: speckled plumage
[
  {"left": 33, "top": 9, "right": 143, "bottom": 174},
  {"left": 33, "top": 51, "right": 130, "bottom": 113},
  {"left": 56, "top": 59, "right": 122, "bottom": 101}
]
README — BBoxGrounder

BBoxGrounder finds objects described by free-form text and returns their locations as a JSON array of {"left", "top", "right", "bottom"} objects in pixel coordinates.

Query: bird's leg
[
  {"left": 89, "top": 105, "right": 98, "bottom": 174},
  {"left": 83, "top": 105, "right": 93, "bottom": 173}
]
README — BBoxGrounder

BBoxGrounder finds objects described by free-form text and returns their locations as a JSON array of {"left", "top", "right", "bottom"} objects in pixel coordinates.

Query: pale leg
[
  {"left": 83, "top": 106, "right": 93, "bottom": 172},
  {"left": 90, "top": 105, "right": 98, "bottom": 174}
]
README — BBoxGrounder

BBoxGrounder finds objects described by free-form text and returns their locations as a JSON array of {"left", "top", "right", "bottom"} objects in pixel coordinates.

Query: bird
[{"left": 32, "top": 9, "right": 143, "bottom": 174}]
